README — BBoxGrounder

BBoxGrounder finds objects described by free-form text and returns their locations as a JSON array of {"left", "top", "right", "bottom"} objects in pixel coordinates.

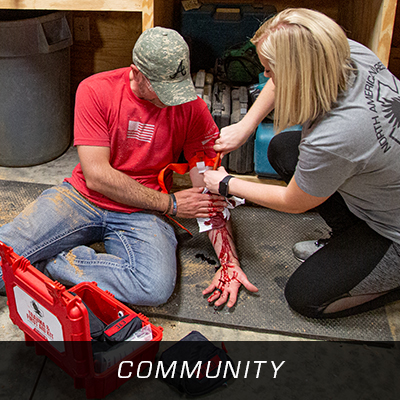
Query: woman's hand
[
  {"left": 214, "top": 79, "right": 275, "bottom": 157},
  {"left": 214, "top": 121, "right": 253, "bottom": 157},
  {"left": 203, "top": 167, "right": 230, "bottom": 195}
]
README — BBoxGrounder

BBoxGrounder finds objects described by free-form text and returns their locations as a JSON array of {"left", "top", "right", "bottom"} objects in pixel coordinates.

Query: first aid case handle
[{"left": 0, "top": 241, "right": 67, "bottom": 307}]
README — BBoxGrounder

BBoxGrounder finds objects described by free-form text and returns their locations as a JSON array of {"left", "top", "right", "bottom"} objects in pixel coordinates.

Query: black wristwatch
[{"left": 218, "top": 175, "right": 234, "bottom": 197}]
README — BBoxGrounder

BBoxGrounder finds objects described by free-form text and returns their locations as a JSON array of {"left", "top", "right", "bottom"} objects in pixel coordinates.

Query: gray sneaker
[{"left": 292, "top": 238, "right": 330, "bottom": 262}]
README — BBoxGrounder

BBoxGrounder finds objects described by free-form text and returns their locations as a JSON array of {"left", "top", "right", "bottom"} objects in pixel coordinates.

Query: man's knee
[
  {"left": 132, "top": 284, "right": 174, "bottom": 307},
  {"left": 151, "top": 275, "right": 175, "bottom": 305},
  {"left": 0, "top": 232, "right": 22, "bottom": 258},
  {"left": 125, "top": 273, "right": 175, "bottom": 307}
]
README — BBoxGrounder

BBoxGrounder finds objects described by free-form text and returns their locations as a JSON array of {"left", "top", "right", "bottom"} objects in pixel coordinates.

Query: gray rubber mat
[
  {"left": 0, "top": 180, "right": 52, "bottom": 225},
  {"left": 0, "top": 180, "right": 395, "bottom": 341},
  {"left": 137, "top": 207, "right": 396, "bottom": 342}
]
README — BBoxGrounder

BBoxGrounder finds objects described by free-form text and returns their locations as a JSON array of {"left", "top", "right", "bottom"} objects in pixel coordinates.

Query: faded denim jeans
[{"left": 0, "top": 182, "right": 177, "bottom": 306}]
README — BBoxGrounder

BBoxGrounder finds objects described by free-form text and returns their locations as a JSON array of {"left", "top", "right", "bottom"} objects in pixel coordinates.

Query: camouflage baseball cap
[{"left": 132, "top": 27, "right": 197, "bottom": 106}]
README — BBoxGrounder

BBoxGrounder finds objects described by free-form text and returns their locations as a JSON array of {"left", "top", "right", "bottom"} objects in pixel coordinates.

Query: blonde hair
[{"left": 252, "top": 8, "right": 352, "bottom": 133}]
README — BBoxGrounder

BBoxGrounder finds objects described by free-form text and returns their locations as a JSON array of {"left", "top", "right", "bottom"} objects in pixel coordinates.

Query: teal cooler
[{"left": 254, "top": 123, "right": 302, "bottom": 178}]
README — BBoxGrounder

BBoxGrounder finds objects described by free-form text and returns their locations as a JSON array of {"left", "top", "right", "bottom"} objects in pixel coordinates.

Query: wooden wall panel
[
  {"left": 69, "top": 3, "right": 178, "bottom": 95},
  {"left": 338, "top": 0, "right": 397, "bottom": 65},
  {"left": 389, "top": 1, "right": 400, "bottom": 78},
  {"left": 70, "top": 11, "right": 142, "bottom": 93},
  {"left": 389, "top": 47, "right": 400, "bottom": 77},
  {"left": 67, "top": 1, "right": 399, "bottom": 95},
  {"left": 154, "top": 0, "right": 176, "bottom": 27}
]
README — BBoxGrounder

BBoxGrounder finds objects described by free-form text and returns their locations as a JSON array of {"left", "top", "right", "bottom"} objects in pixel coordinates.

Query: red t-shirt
[{"left": 65, "top": 68, "right": 218, "bottom": 213}]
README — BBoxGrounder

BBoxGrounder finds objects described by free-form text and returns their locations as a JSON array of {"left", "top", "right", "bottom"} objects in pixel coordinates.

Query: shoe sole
[{"left": 294, "top": 255, "right": 306, "bottom": 263}]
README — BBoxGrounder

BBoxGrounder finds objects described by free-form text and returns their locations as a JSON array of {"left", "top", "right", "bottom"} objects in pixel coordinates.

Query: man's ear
[{"left": 130, "top": 64, "right": 140, "bottom": 79}]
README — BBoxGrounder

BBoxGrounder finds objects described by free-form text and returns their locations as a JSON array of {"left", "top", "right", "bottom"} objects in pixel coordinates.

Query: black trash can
[{"left": 0, "top": 11, "right": 73, "bottom": 167}]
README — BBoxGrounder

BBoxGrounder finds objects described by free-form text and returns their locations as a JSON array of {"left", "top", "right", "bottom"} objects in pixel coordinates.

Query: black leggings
[{"left": 268, "top": 131, "right": 398, "bottom": 318}]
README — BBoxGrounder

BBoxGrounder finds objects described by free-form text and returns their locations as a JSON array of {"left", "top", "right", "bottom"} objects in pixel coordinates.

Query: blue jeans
[{"left": 0, "top": 182, "right": 177, "bottom": 306}]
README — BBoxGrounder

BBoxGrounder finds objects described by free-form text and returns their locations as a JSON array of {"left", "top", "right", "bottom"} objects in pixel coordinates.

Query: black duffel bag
[{"left": 158, "top": 331, "right": 234, "bottom": 396}]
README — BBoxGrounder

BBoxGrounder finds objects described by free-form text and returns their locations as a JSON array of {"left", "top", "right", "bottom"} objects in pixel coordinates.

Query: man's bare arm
[
  {"left": 189, "top": 167, "right": 258, "bottom": 307},
  {"left": 78, "top": 145, "right": 226, "bottom": 218}
]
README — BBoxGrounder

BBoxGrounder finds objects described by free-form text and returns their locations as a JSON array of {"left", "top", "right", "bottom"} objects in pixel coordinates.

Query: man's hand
[
  {"left": 173, "top": 187, "right": 227, "bottom": 219},
  {"left": 203, "top": 262, "right": 258, "bottom": 308}
]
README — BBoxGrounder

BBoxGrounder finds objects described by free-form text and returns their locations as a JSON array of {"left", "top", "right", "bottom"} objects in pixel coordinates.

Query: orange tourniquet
[{"left": 157, "top": 152, "right": 220, "bottom": 235}]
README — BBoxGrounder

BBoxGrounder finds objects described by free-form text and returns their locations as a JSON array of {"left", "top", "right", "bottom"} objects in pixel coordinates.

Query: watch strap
[{"left": 218, "top": 175, "right": 234, "bottom": 197}]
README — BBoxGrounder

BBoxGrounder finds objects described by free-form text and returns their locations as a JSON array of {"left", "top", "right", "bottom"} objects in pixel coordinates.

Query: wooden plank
[
  {"left": 0, "top": 0, "right": 144, "bottom": 12},
  {"left": 141, "top": 0, "right": 154, "bottom": 29},
  {"left": 377, "top": 0, "right": 398, "bottom": 65},
  {"left": 0, "top": 0, "right": 154, "bottom": 31}
]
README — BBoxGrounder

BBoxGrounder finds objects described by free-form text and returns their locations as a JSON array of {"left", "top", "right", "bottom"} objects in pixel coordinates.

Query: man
[{"left": 0, "top": 27, "right": 257, "bottom": 307}]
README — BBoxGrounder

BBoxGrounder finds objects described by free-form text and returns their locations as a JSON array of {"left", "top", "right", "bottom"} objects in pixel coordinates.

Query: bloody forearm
[{"left": 207, "top": 219, "right": 240, "bottom": 290}]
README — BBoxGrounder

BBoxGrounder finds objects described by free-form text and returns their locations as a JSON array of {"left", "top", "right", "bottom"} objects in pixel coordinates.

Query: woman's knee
[
  {"left": 284, "top": 274, "right": 324, "bottom": 318},
  {"left": 267, "top": 130, "right": 301, "bottom": 183}
]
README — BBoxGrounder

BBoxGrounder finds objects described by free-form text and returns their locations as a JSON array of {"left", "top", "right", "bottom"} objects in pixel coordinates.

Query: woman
[{"left": 204, "top": 8, "right": 400, "bottom": 318}]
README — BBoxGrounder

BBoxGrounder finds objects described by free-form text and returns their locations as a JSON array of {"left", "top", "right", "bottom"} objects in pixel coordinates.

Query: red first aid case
[{"left": 0, "top": 241, "right": 163, "bottom": 399}]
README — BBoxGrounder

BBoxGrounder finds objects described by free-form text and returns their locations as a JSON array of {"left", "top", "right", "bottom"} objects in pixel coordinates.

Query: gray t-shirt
[{"left": 295, "top": 40, "right": 400, "bottom": 244}]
